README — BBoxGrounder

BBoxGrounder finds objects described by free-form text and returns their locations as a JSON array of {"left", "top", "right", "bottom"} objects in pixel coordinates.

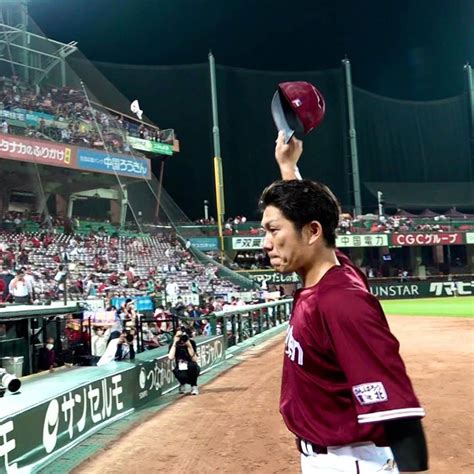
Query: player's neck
[{"left": 301, "top": 247, "right": 339, "bottom": 288}]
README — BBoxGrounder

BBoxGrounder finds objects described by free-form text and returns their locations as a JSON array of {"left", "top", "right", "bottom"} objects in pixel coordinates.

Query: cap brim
[{"left": 271, "top": 91, "right": 295, "bottom": 144}]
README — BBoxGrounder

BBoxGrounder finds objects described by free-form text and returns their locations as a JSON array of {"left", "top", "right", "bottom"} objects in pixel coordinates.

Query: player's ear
[{"left": 306, "top": 221, "right": 323, "bottom": 245}]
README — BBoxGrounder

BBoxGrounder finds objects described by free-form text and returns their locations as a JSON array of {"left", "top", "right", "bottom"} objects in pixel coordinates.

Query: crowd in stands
[
  {"left": 0, "top": 75, "right": 172, "bottom": 155},
  {"left": 337, "top": 212, "right": 474, "bottom": 234},
  {"left": 187, "top": 211, "right": 474, "bottom": 238},
  {"left": 0, "top": 227, "right": 241, "bottom": 305}
]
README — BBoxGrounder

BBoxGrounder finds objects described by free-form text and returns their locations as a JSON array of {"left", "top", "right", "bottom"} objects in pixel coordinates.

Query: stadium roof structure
[{"left": 0, "top": 19, "right": 77, "bottom": 86}]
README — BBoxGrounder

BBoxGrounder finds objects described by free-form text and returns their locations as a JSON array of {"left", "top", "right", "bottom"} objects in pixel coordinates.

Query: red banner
[
  {"left": 0, "top": 133, "right": 76, "bottom": 169},
  {"left": 391, "top": 232, "right": 464, "bottom": 246}
]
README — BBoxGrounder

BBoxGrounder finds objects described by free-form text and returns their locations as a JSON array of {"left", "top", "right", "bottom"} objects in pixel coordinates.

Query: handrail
[{"left": 213, "top": 298, "right": 293, "bottom": 317}]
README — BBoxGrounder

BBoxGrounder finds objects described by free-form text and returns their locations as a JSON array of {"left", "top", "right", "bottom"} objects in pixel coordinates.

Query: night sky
[
  {"left": 30, "top": 0, "right": 474, "bottom": 100},
  {"left": 24, "top": 0, "right": 474, "bottom": 219}
]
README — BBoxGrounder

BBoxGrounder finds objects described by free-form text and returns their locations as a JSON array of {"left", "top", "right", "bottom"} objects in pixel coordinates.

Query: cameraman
[{"left": 168, "top": 327, "right": 200, "bottom": 395}]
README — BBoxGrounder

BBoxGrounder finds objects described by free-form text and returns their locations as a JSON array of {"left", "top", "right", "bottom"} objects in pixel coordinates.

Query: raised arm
[{"left": 275, "top": 130, "right": 303, "bottom": 180}]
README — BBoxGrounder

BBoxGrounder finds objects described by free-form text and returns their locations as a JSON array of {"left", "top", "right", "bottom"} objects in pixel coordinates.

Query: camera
[
  {"left": 0, "top": 368, "right": 21, "bottom": 396},
  {"left": 179, "top": 326, "right": 189, "bottom": 343}
]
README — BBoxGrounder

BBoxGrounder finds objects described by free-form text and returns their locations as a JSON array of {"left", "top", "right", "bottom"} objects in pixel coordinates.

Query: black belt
[{"left": 296, "top": 438, "right": 328, "bottom": 456}]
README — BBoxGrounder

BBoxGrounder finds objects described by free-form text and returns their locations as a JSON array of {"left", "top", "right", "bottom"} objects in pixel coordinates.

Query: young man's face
[{"left": 261, "top": 205, "right": 307, "bottom": 274}]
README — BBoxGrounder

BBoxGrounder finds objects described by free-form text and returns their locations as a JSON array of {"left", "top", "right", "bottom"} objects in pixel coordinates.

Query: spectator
[
  {"left": 0, "top": 265, "right": 14, "bottom": 301},
  {"left": 38, "top": 337, "right": 57, "bottom": 371},
  {"left": 91, "top": 326, "right": 110, "bottom": 360},
  {"left": 9, "top": 269, "right": 32, "bottom": 304}
]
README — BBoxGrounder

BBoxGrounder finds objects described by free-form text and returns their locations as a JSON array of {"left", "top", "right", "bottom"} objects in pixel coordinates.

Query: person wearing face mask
[{"left": 38, "top": 337, "right": 57, "bottom": 371}]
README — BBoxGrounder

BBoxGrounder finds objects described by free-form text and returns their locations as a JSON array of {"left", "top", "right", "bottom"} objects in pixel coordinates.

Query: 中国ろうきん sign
[{"left": 77, "top": 148, "right": 151, "bottom": 179}]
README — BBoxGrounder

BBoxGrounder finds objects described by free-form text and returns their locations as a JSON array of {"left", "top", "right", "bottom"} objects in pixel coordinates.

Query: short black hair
[{"left": 259, "top": 179, "right": 340, "bottom": 247}]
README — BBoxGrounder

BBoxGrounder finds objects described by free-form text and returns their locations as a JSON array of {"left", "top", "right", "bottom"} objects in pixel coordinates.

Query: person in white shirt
[
  {"left": 21, "top": 267, "right": 36, "bottom": 301},
  {"left": 91, "top": 327, "right": 111, "bottom": 358},
  {"left": 9, "top": 270, "right": 32, "bottom": 304}
]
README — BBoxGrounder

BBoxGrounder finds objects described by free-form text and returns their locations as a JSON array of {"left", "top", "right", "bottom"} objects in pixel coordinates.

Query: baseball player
[{"left": 259, "top": 131, "right": 428, "bottom": 473}]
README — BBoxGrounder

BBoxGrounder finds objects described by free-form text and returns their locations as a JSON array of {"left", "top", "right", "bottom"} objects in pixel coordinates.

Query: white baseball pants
[{"left": 300, "top": 443, "right": 399, "bottom": 473}]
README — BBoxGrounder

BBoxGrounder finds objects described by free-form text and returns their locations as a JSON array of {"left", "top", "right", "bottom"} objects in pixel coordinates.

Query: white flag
[{"left": 130, "top": 99, "right": 143, "bottom": 120}]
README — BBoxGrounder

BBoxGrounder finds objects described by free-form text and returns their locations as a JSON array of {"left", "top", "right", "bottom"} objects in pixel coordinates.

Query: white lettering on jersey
[
  {"left": 285, "top": 325, "right": 304, "bottom": 366},
  {"left": 352, "top": 382, "right": 388, "bottom": 405}
]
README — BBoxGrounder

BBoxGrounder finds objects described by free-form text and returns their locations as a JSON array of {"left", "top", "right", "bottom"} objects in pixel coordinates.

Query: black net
[
  {"left": 353, "top": 86, "right": 473, "bottom": 210},
  {"left": 0, "top": 5, "right": 254, "bottom": 293}
]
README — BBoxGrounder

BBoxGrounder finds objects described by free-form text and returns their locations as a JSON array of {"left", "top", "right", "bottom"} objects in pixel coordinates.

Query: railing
[{"left": 208, "top": 299, "right": 292, "bottom": 348}]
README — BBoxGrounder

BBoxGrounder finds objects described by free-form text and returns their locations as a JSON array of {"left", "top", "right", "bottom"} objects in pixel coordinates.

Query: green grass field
[{"left": 381, "top": 296, "right": 474, "bottom": 318}]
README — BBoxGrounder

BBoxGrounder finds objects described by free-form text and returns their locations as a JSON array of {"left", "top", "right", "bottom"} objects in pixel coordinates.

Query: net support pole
[
  {"left": 209, "top": 51, "right": 225, "bottom": 263},
  {"left": 464, "top": 63, "right": 474, "bottom": 176},
  {"left": 120, "top": 185, "right": 128, "bottom": 229},
  {"left": 155, "top": 159, "right": 165, "bottom": 222},
  {"left": 342, "top": 58, "right": 362, "bottom": 216},
  {"left": 20, "top": 0, "right": 29, "bottom": 83}
]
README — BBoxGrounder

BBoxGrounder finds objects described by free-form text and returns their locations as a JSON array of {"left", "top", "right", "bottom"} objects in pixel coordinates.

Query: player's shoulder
[
  {"left": 318, "top": 281, "right": 382, "bottom": 323},
  {"left": 319, "top": 281, "right": 374, "bottom": 305}
]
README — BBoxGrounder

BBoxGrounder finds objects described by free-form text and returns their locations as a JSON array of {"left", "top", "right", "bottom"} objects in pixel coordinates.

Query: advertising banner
[
  {"left": 370, "top": 279, "right": 474, "bottom": 299},
  {"left": 466, "top": 232, "right": 474, "bottom": 245},
  {"left": 127, "top": 136, "right": 173, "bottom": 156},
  {"left": 0, "top": 133, "right": 75, "bottom": 169},
  {"left": 77, "top": 148, "right": 151, "bottom": 179},
  {"left": 232, "top": 237, "right": 264, "bottom": 250},
  {"left": 336, "top": 234, "right": 388, "bottom": 248},
  {"left": 232, "top": 235, "right": 389, "bottom": 250},
  {"left": 0, "top": 108, "right": 55, "bottom": 126},
  {"left": 189, "top": 237, "right": 219, "bottom": 251},
  {"left": 391, "top": 232, "right": 464, "bottom": 246},
  {"left": 83, "top": 310, "right": 118, "bottom": 325},
  {"left": 135, "top": 336, "right": 225, "bottom": 406},
  {"left": 1, "top": 369, "right": 136, "bottom": 472},
  {"left": 111, "top": 296, "right": 154, "bottom": 312},
  {"left": 1, "top": 336, "right": 225, "bottom": 472},
  {"left": 238, "top": 270, "right": 300, "bottom": 285}
]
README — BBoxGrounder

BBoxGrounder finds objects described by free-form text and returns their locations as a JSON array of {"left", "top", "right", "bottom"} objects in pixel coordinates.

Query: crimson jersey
[{"left": 280, "top": 251, "right": 424, "bottom": 447}]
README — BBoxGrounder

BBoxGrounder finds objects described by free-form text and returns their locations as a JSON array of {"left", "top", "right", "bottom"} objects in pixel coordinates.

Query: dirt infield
[{"left": 74, "top": 316, "right": 473, "bottom": 474}]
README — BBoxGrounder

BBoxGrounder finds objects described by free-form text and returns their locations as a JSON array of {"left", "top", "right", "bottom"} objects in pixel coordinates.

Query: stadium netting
[{"left": 0, "top": 4, "right": 255, "bottom": 289}]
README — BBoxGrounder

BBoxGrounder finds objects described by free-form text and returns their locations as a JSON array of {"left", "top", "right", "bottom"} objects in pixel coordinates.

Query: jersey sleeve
[{"left": 320, "top": 288, "right": 425, "bottom": 424}]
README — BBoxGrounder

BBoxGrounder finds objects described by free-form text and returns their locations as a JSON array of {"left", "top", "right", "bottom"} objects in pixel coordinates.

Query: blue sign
[
  {"left": 77, "top": 148, "right": 151, "bottom": 179},
  {"left": 111, "top": 296, "right": 154, "bottom": 312},
  {"left": 189, "top": 237, "right": 219, "bottom": 251}
]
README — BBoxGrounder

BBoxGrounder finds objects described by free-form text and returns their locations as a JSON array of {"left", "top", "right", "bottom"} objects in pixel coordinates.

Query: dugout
[{"left": 0, "top": 301, "right": 85, "bottom": 375}]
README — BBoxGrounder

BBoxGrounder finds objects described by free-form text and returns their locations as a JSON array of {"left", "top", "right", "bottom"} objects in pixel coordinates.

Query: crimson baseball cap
[{"left": 271, "top": 81, "right": 326, "bottom": 143}]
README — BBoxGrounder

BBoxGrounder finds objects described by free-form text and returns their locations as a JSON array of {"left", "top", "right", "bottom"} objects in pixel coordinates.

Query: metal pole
[
  {"left": 204, "top": 200, "right": 209, "bottom": 220},
  {"left": 208, "top": 51, "right": 225, "bottom": 263},
  {"left": 20, "top": 0, "right": 29, "bottom": 83},
  {"left": 155, "top": 159, "right": 165, "bottom": 222},
  {"left": 63, "top": 269, "right": 68, "bottom": 306},
  {"left": 377, "top": 191, "right": 384, "bottom": 216},
  {"left": 60, "top": 57, "right": 66, "bottom": 87},
  {"left": 464, "top": 63, "right": 474, "bottom": 178},
  {"left": 342, "top": 58, "right": 362, "bottom": 216},
  {"left": 27, "top": 317, "right": 32, "bottom": 374}
]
